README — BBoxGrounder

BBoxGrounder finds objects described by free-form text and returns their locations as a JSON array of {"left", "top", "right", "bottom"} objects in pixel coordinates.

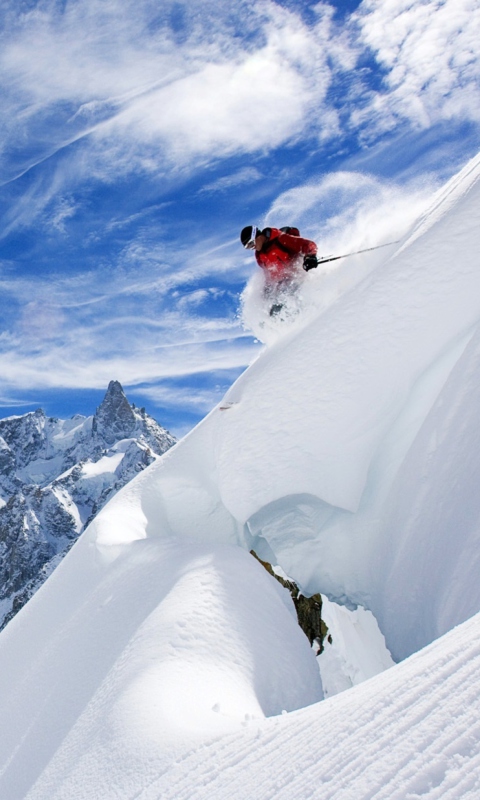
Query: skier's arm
[{"left": 277, "top": 231, "right": 317, "bottom": 256}]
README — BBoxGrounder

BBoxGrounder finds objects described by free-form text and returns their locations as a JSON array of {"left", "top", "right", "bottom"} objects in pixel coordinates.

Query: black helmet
[{"left": 240, "top": 225, "right": 260, "bottom": 249}]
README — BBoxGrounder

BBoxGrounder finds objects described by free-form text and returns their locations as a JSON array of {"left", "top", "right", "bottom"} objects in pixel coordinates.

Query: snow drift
[{"left": 1, "top": 151, "right": 480, "bottom": 798}]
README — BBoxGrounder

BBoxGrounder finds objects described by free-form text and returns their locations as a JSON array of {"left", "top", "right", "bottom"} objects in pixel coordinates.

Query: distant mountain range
[{"left": 0, "top": 381, "right": 176, "bottom": 631}]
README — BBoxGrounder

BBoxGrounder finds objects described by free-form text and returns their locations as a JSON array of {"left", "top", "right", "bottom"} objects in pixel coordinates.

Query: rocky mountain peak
[
  {"left": 0, "top": 407, "right": 50, "bottom": 472},
  {"left": 92, "top": 380, "right": 136, "bottom": 445}
]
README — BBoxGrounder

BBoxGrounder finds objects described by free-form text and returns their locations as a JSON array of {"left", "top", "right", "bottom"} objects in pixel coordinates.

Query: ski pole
[{"left": 316, "top": 240, "right": 400, "bottom": 265}]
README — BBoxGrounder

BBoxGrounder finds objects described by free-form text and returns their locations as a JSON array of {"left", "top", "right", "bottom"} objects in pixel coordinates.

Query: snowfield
[{"left": 1, "top": 151, "right": 480, "bottom": 798}]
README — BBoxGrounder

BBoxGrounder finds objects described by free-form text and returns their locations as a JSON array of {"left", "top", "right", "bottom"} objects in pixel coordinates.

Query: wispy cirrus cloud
[
  {"left": 0, "top": 334, "right": 255, "bottom": 394},
  {"left": 1, "top": 0, "right": 477, "bottom": 232},
  {"left": 1, "top": 0, "right": 478, "bottom": 184},
  {"left": 352, "top": 0, "right": 480, "bottom": 133},
  {"left": 199, "top": 168, "right": 263, "bottom": 194},
  {"left": 0, "top": 223, "right": 252, "bottom": 400},
  {"left": 0, "top": 1, "right": 337, "bottom": 183},
  {"left": 130, "top": 380, "right": 235, "bottom": 414}
]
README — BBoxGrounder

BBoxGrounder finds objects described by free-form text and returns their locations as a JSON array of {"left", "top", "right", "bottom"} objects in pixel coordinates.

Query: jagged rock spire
[{"left": 92, "top": 380, "right": 136, "bottom": 445}]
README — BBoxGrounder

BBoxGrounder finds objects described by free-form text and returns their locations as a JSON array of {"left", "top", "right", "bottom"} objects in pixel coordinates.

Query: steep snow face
[
  {"left": 90, "top": 152, "right": 480, "bottom": 662},
  {"left": 317, "top": 597, "right": 395, "bottom": 698},
  {"left": 219, "top": 155, "right": 480, "bottom": 519},
  {"left": 216, "top": 153, "right": 480, "bottom": 660}
]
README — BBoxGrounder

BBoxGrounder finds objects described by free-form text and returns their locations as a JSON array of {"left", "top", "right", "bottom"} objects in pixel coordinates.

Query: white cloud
[
  {"left": 200, "top": 167, "right": 263, "bottom": 194},
  {"left": 0, "top": 242, "right": 253, "bottom": 398},
  {"left": 0, "top": 395, "right": 35, "bottom": 409},
  {"left": 131, "top": 382, "right": 231, "bottom": 414},
  {"left": 354, "top": 0, "right": 480, "bottom": 131},
  {"left": 0, "top": 0, "right": 339, "bottom": 184},
  {"left": 0, "top": 0, "right": 476, "bottom": 237},
  {"left": 0, "top": 0, "right": 350, "bottom": 244},
  {"left": 47, "top": 197, "right": 77, "bottom": 232},
  {"left": 0, "top": 335, "right": 256, "bottom": 394},
  {"left": 0, "top": 0, "right": 478, "bottom": 192}
]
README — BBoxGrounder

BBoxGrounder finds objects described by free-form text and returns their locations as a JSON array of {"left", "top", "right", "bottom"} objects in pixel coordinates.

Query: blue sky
[{"left": 0, "top": 0, "right": 479, "bottom": 437}]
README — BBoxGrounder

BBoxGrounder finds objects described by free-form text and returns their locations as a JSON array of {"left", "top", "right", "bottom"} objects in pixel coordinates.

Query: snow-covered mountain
[
  {"left": 0, "top": 380, "right": 176, "bottom": 631},
  {"left": 1, "top": 152, "right": 480, "bottom": 799}
]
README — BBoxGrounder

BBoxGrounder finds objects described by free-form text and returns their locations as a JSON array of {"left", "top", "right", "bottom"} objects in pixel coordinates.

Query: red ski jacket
[{"left": 255, "top": 228, "right": 317, "bottom": 281}]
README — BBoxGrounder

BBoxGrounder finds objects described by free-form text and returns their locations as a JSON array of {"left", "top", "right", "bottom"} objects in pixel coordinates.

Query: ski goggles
[{"left": 243, "top": 226, "right": 259, "bottom": 249}]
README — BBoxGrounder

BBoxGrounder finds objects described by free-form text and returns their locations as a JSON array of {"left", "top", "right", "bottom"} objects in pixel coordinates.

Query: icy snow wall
[{"left": 92, "top": 152, "right": 480, "bottom": 662}]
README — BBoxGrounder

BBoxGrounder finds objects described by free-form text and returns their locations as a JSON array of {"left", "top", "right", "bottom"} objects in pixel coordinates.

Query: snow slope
[
  {"left": 1, "top": 152, "right": 480, "bottom": 798},
  {"left": 98, "top": 609, "right": 480, "bottom": 800},
  {"left": 0, "top": 537, "right": 322, "bottom": 800}
]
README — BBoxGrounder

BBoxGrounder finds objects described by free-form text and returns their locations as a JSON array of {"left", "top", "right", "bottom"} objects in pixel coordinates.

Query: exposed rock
[
  {"left": 92, "top": 380, "right": 137, "bottom": 445},
  {"left": 251, "top": 550, "right": 329, "bottom": 653}
]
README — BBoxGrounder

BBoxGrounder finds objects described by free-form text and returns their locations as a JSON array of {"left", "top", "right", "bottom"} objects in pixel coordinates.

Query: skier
[{"left": 240, "top": 225, "right": 318, "bottom": 315}]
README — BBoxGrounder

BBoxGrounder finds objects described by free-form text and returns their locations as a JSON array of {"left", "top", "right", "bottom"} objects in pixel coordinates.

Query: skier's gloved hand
[{"left": 303, "top": 255, "right": 318, "bottom": 271}]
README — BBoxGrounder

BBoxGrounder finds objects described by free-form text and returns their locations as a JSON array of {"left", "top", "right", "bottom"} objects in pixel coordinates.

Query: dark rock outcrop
[
  {"left": 251, "top": 550, "right": 329, "bottom": 654},
  {"left": 92, "top": 380, "right": 137, "bottom": 444}
]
